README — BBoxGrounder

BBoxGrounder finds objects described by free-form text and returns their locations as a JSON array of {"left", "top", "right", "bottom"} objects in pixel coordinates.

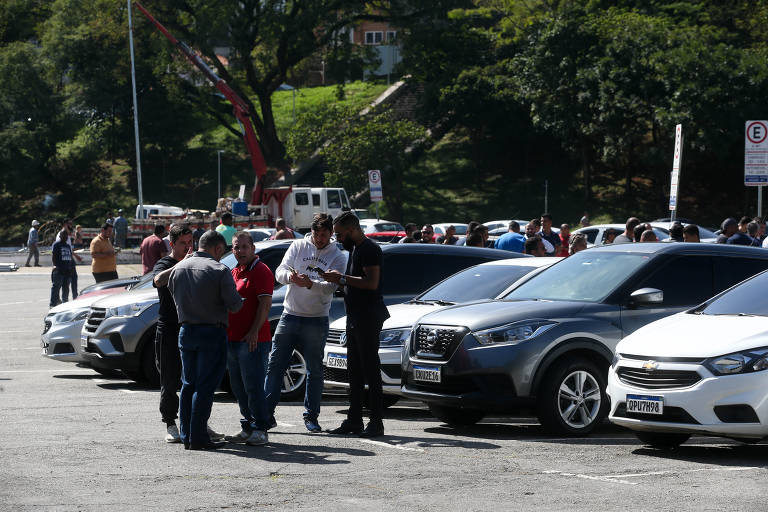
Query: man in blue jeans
[
  {"left": 224, "top": 232, "right": 274, "bottom": 446},
  {"left": 168, "top": 231, "right": 242, "bottom": 450},
  {"left": 265, "top": 214, "right": 347, "bottom": 433}
]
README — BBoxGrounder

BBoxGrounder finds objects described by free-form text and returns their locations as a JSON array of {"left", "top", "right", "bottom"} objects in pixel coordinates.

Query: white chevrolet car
[
  {"left": 322, "top": 257, "right": 561, "bottom": 406},
  {"left": 608, "top": 269, "right": 768, "bottom": 448}
]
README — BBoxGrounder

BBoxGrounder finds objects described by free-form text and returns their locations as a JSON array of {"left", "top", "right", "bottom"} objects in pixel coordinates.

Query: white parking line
[
  {"left": 0, "top": 369, "right": 91, "bottom": 374},
  {"left": 360, "top": 439, "right": 425, "bottom": 452},
  {"left": 277, "top": 421, "right": 295, "bottom": 427},
  {"left": 543, "top": 466, "right": 760, "bottom": 486}
]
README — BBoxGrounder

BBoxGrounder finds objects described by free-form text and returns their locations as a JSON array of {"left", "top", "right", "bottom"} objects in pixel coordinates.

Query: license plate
[
  {"left": 626, "top": 394, "right": 664, "bottom": 415},
  {"left": 326, "top": 353, "right": 347, "bottom": 369},
  {"left": 80, "top": 334, "right": 89, "bottom": 349},
  {"left": 413, "top": 365, "right": 441, "bottom": 383}
]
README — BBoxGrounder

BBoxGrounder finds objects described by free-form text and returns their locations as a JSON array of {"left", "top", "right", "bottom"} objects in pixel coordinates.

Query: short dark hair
[
  {"left": 467, "top": 221, "right": 480, "bottom": 234},
  {"left": 524, "top": 236, "right": 541, "bottom": 254},
  {"left": 682, "top": 224, "right": 699, "bottom": 237},
  {"left": 633, "top": 223, "right": 648, "bottom": 242},
  {"left": 154, "top": 224, "right": 165, "bottom": 236},
  {"left": 101, "top": 223, "right": 113, "bottom": 231},
  {"left": 747, "top": 221, "right": 759, "bottom": 236},
  {"left": 232, "top": 231, "right": 254, "bottom": 246},
  {"left": 625, "top": 217, "right": 641, "bottom": 232},
  {"left": 739, "top": 216, "right": 751, "bottom": 225},
  {"left": 199, "top": 230, "right": 226, "bottom": 251},
  {"left": 541, "top": 213, "right": 552, "bottom": 221},
  {"left": 509, "top": 221, "right": 520, "bottom": 232},
  {"left": 221, "top": 212, "right": 233, "bottom": 223},
  {"left": 669, "top": 222, "right": 684, "bottom": 239},
  {"left": 404, "top": 223, "right": 417, "bottom": 233},
  {"left": 466, "top": 232, "right": 484, "bottom": 247},
  {"left": 169, "top": 224, "right": 193, "bottom": 243},
  {"left": 311, "top": 213, "right": 333, "bottom": 232},
  {"left": 333, "top": 211, "right": 360, "bottom": 229}
]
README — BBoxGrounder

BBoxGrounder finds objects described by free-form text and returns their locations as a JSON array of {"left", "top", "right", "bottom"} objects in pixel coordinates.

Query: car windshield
[
  {"left": 503, "top": 252, "right": 650, "bottom": 302},
  {"left": 418, "top": 264, "right": 541, "bottom": 303},
  {"left": 375, "top": 223, "right": 403, "bottom": 232},
  {"left": 130, "top": 272, "right": 156, "bottom": 290},
  {"left": 696, "top": 270, "right": 768, "bottom": 316},
  {"left": 451, "top": 225, "right": 468, "bottom": 235}
]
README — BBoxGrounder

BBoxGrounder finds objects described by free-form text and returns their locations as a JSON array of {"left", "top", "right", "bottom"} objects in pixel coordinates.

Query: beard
[{"left": 341, "top": 237, "right": 356, "bottom": 252}]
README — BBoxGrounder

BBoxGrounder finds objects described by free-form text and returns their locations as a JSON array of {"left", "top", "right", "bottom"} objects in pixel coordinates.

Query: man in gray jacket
[{"left": 168, "top": 230, "right": 243, "bottom": 450}]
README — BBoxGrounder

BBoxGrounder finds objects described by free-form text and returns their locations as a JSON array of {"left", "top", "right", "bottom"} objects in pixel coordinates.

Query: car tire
[
  {"left": 536, "top": 356, "right": 607, "bottom": 435},
  {"left": 635, "top": 431, "right": 690, "bottom": 449},
  {"left": 428, "top": 404, "right": 485, "bottom": 426}
]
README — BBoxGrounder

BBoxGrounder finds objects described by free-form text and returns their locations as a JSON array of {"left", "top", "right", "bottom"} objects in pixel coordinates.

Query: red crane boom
[{"left": 133, "top": 2, "right": 268, "bottom": 206}]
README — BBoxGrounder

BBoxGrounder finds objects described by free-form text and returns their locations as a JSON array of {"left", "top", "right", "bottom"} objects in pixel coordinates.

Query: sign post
[
  {"left": 745, "top": 120, "right": 768, "bottom": 217},
  {"left": 368, "top": 170, "right": 383, "bottom": 220},
  {"left": 669, "top": 124, "right": 683, "bottom": 222}
]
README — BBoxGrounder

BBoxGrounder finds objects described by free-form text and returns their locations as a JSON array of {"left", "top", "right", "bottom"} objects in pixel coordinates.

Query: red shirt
[
  {"left": 227, "top": 257, "right": 274, "bottom": 342},
  {"left": 557, "top": 233, "right": 570, "bottom": 257},
  {"left": 140, "top": 235, "right": 167, "bottom": 274}
]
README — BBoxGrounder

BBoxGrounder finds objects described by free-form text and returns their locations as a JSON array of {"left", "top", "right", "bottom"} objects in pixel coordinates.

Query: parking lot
[{"left": 2, "top": 269, "right": 768, "bottom": 511}]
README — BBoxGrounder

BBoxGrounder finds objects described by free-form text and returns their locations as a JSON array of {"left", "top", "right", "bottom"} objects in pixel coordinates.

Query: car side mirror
[{"left": 629, "top": 288, "right": 663, "bottom": 306}]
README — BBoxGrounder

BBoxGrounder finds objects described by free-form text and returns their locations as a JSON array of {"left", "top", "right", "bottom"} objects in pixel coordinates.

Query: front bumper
[
  {"left": 607, "top": 359, "right": 768, "bottom": 440},
  {"left": 80, "top": 313, "right": 154, "bottom": 371},
  {"left": 323, "top": 344, "right": 404, "bottom": 396},
  {"left": 41, "top": 320, "right": 87, "bottom": 364}
]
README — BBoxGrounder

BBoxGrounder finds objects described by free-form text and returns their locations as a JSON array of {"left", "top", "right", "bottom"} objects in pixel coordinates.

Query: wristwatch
[{"left": 339, "top": 275, "right": 347, "bottom": 286}]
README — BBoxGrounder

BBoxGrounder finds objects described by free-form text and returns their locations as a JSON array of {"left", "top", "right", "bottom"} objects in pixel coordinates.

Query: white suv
[{"left": 608, "top": 269, "right": 768, "bottom": 448}]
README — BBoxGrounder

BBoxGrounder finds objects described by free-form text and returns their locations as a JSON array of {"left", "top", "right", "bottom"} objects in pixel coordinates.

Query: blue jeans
[
  {"left": 265, "top": 314, "right": 328, "bottom": 421},
  {"left": 178, "top": 324, "right": 227, "bottom": 446},
  {"left": 227, "top": 341, "right": 270, "bottom": 432}
]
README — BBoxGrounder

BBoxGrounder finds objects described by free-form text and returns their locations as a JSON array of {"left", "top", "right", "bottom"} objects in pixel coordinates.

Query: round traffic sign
[{"left": 747, "top": 121, "right": 768, "bottom": 144}]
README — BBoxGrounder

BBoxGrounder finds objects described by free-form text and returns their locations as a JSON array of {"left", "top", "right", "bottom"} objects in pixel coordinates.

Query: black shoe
[
  {"left": 267, "top": 416, "right": 277, "bottom": 430},
  {"left": 304, "top": 417, "right": 322, "bottom": 433},
  {"left": 188, "top": 440, "right": 227, "bottom": 451},
  {"left": 359, "top": 421, "right": 384, "bottom": 438},
  {"left": 327, "top": 419, "right": 364, "bottom": 435}
]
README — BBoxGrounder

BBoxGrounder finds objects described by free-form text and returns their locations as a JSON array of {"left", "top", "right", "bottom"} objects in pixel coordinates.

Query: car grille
[
  {"left": 326, "top": 328, "right": 345, "bottom": 346},
  {"left": 616, "top": 367, "right": 701, "bottom": 389},
  {"left": 413, "top": 325, "right": 468, "bottom": 360},
  {"left": 323, "top": 366, "right": 349, "bottom": 384},
  {"left": 83, "top": 308, "right": 107, "bottom": 335}
]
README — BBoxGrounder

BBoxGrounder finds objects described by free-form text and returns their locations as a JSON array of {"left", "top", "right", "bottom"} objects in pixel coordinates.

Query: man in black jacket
[{"left": 50, "top": 230, "right": 73, "bottom": 307}]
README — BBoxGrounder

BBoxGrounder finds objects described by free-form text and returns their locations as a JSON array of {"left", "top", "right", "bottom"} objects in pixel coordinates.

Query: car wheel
[
  {"left": 635, "top": 431, "right": 690, "bottom": 449},
  {"left": 428, "top": 404, "right": 485, "bottom": 426},
  {"left": 280, "top": 349, "right": 307, "bottom": 401},
  {"left": 536, "top": 357, "right": 607, "bottom": 435}
]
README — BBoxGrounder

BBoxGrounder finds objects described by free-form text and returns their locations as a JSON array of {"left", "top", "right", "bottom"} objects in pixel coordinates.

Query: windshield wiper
[
  {"left": 410, "top": 299, "right": 456, "bottom": 306},
  {"left": 408, "top": 299, "right": 432, "bottom": 305},
  {"left": 432, "top": 300, "right": 456, "bottom": 306}
]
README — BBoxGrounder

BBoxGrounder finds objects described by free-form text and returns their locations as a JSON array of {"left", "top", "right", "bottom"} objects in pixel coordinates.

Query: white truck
[{"left": 262, "top": 186, "right": 352, "bottom": 230}]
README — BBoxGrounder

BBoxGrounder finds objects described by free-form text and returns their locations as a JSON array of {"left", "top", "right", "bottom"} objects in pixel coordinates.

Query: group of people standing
[{"left": 152, "top": 212, "right": 388, "bottom": 451}]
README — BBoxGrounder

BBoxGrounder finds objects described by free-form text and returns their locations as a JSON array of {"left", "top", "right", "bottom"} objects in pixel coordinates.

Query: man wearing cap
[
  {"left": 113, "top": 209, "right": 128, "bottom": 249},
  {"left": 717, "top": 218, "right": 738, "bottom": 244},
  {"left": 26, "top": 220, "right": 41, "bottom": 267}
]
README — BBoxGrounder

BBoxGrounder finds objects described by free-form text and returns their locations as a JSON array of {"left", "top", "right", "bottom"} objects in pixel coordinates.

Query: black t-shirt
[
  {"left": 153, "top": 255, "right": 179, "bottom": 325},
  {"left": 344, "top": 239, "right": 390, "bottom": 323}
]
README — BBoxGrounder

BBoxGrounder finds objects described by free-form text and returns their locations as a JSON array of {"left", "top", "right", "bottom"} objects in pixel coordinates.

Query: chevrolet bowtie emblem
[{"left": 642, "top": 360, "right": 659, "bottom": 370}]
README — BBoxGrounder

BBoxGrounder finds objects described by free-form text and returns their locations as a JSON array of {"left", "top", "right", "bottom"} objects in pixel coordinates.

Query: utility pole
[
  {"left": 217, "top": 150, "right": 224, "bottom": 199},
  {"left": 127, "top": 0, "right": 144, "bottom": 218}
]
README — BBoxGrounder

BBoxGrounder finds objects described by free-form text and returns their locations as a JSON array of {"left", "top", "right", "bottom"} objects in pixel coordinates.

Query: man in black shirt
[
  {"left": 151, "top": 224, "right": 194, "bottom": 443},
  {"left": 323, "top": 212, "right": 390, "bottom": 437}
]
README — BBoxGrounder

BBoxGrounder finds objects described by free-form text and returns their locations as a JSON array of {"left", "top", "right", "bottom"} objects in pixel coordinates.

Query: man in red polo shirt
[{"left": 224, "top": 232, "right": 274, "bottom": 446}]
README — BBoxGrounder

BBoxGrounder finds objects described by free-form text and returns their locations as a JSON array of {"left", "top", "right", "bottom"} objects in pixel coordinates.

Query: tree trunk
[{"left": 254, "top": 91, "right": 290, "bottom": 172}]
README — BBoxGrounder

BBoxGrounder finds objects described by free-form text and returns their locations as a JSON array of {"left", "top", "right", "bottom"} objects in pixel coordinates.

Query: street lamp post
[{"left": 217, "top": 150, "right": 224, "bottom": 199}]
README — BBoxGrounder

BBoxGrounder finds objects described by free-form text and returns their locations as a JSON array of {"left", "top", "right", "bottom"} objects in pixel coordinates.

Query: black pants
[
  {"left": 93, "top": 271, "right": 118, "bottom": 283},
  {"left": 346, "top": 318, "right": 384, "bottom": 423},
  {"left": 155, "top": 322, "right": 181, "bottom": 424}
]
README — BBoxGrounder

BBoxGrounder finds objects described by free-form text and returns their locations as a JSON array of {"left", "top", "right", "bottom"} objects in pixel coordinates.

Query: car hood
[
  {"left": 48, "top": 292, "right": 110, "bottom": 313},
  {"left": 416, "top": 299, "right": 587, "bottom": 330},
  {"left": 328, "top": 302, "right": 442, "bottom": 330},
  {"left": 91, "top": 287, "right": 159, "bottom": 308},
  {"left": 617, "top": 312, "right": 768, "bottom": 358}
]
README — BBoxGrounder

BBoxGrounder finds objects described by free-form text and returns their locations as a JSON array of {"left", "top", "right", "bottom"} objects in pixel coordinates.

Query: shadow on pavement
[
  {"left": 421, "top": 420, "right": 638, "bottom": 445},
  {"left": 217, "top": 441, "right": 375, "bottom": 463},
  {"left": 372, "top": 433, "right": 501, "bottom": 450},
  {"left": 633, "top": 442, "right": 768, "bottom": 468}
]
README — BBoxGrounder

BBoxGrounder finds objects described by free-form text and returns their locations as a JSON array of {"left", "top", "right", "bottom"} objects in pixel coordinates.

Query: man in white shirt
[{"left": 264, "top": 214, "right": 347, "bottom": 433}]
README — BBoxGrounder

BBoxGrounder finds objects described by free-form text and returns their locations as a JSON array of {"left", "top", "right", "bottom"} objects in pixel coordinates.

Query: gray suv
[{"left": 401, "top": 243, "right": 768, "bottom": 435}]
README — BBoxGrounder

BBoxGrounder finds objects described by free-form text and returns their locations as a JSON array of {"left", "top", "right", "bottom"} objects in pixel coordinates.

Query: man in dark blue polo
[{"left": 168, "top": 231, "right": 243, "bottom": 450}]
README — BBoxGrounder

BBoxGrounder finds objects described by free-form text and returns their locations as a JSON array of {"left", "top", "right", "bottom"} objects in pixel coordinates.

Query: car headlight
[
  {"left": 611, "top": 353, "right": 621, "bottom": 369},
  {"left": 473, "top": 320, "right": 557, "bottom": 346},
  {"left": 106, "top": 300, "right": 156, "bottom": 318},
  {"left": 380, "top": 328, "right": 411, "bottom": 348},
  {"left": 52, "top": 308, "right": 90, "bottom": 324},
  {"left": 704, "top": 347, "right": 768, "bottom": 375}
]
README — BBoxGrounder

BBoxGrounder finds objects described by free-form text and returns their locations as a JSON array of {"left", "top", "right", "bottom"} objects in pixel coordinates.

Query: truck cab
[{"left": 268, "top": 187, "right": 351, "bottom": 230}]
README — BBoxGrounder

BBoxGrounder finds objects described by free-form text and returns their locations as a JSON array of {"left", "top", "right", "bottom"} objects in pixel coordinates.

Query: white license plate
[
  {"left": 413, "top": 365, "right": 441, "bottom": 383},
  {"left": 80, "top": 334, "right": 89, "bottom": 349},
  {"left": 626, "top": 394, "right": 664, "bottom": 415},
  {"left": 326, "top": 353, "right": 347, "bottom": 369}
]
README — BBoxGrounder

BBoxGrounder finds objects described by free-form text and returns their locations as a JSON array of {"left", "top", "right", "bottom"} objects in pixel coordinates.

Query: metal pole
[
  {"left": 217, "top": 150, "right": 224, "bottom": 199},
  {"left": 128, "top": 0, "right": 144, "bottom": 218},
  {"left": 375, "top": 202, "right": 380, "bottom": 220},
  {"left": 759, "top": 186, "right": 764, "bottom": 218}
]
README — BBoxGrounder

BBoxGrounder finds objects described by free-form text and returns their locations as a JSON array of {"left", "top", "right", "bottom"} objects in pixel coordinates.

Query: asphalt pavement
[{"left": 1, "top": 271, "right": 768, "bottom": 511}]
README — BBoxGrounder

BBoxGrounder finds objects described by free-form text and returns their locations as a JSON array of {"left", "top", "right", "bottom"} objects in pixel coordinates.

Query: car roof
[
  {"left": 587, "top": 241, "right": 768, "bottom": 257},
  {"left": 475, "top": 256, "right": 562, "bottom": 267},
  {"left": 379, "top": 242, "right": 529, "bottom": 258}
]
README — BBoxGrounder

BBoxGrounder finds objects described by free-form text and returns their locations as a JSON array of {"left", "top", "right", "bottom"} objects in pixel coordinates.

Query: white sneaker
[
  {"left": 207, "top": 425, "right": 225, "bottom": 441},
  {"left": 245, "top": 430, "right": 268, "bottom": 446},
  {"left": 165, "top": 423, "right": 181, "bottom": 443},
  {"left": 225, "top": 430, "right": 251, "bottom": 444}
]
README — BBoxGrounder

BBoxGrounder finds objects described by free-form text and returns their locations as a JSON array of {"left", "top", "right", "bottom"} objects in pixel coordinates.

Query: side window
[
  {"left": 295, "top": 192, "right": 309, "bottom": 206},
  {"left": 326, "top": 190, "right": 341, "bottom": 209},
  {"left": 580, "top": 229, "right": 598, "bottom": 244},
  {"left": 714, "top": 257, "right": 768, "bottom": 293},
  {"left": 423, "top": 255, "right": 498, "bottom": 289},
  {"left": 312, "top": 194, "right": 321, "bottom": 207},
  {"left": 635, "top": 256, "right": 713, "bottom": 306},
  {"left": 381, "top": 254, "right": 428, "bottom": 295},
  {"left": 257, "top": 248, "right": 288, "bottom": 283}
]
